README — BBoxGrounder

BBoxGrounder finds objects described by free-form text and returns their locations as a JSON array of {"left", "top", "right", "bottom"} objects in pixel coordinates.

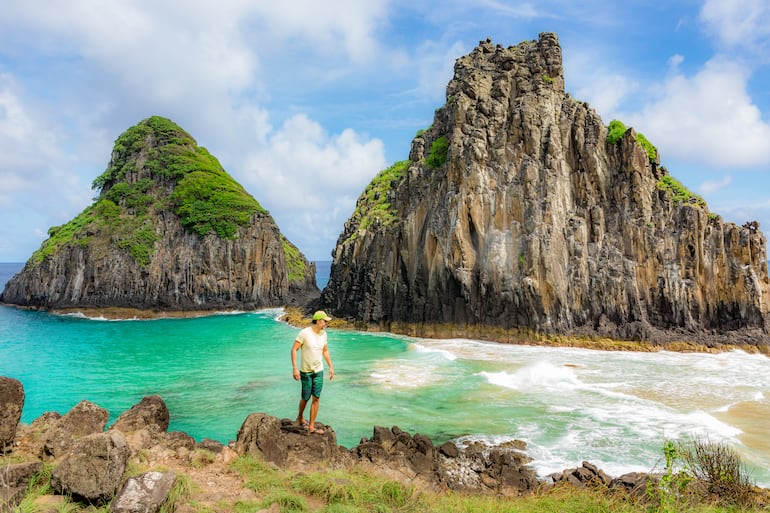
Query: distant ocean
[{"left": 1, "top": 261, "right": 769, "bottom": 485}]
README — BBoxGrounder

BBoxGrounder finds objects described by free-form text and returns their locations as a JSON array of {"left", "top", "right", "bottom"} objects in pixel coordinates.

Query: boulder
[
  {"left": 51, "top": 431, "right": 130, "bottom": 503},
  {"left": 233, "top": 413, "right": 342, "bottom": 469},
  {"left": 43, "top": 400, "right": 109, "bottom": 458},
  {"left": 352, "top": 427, "right": 538, "bottom": 494},
  {"left": 0, "top": 462, "right": 44, "bottom": 513},
  {"left": 0, "top": 485, "right": 25, "bottom": 512},
  {"left": 0, "top": 377, "right": 24, "bottom": 449},
  {"left": 110, "top": 395, "right": 170, "bottom": 434},
  {"left": 437, "top": 440, "right": 537, "bottom": 494},
  {"left": 109, "top": 471, "right": 176, "bottom": 513},
  {"left": 609, "top": 471, "right": 658, "bottom": 498},
  {"left": 550, "top": 461, "right": 611, "bottom": 487},
  {"left": 0, "top": 461, "right": 44, "bottom": 487}
]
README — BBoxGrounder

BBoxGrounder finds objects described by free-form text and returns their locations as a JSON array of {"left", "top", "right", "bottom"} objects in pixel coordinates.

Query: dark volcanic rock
[
  {"left": 233, "top": 413, "right": 343, "bottom": 469},
  {"left": 321, "top": 33, "right": 770, "bottom": 346},
  {"left": 0, "top": 376, "right": 24, "bottom": 449},
  {"left": 110, "top": 395, "right": 170, "bottom": 434},
  {"left": 51, "top": 431, "right": 130, "bottom": 504},
  {"left": 0, "top": 116, "right": 317, "bottom": 313},
  {"left": 110, "top": 471, "right": 177, "bottom": 513},
  {"left": 43, "top": 400, "right": 109, "bottom": 458},
  {"left": 353, "top": 426, "right": 538, "bottom": 494}
]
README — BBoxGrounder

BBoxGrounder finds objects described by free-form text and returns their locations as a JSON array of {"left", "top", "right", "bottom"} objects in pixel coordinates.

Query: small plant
[
  {"left": 190, "top": 449, "right": 216, "bottom": 468},
  {"left": 542, "top": 74, "right": 554, "bottom": 84},
  {"left": 261, "top": 490, "right": 309, "bottom": 513},
  {"left": 425, "top": 136, "right": 449, "bottom": 169},
  {"left": 680, "top": 437, "right": 755, "bottom": 506},
  {"left": 636, "top": 132, "right": 657, "bottom": 163},
  {"left": 606, "top": 119, "right": 658, "bottom": 164},
  {"left": 160, "top": 474, "right": 195, "bottom": 513},
  {"left": 644, "top": 440, "right": 691, "bottom": 513},
  {"left": 607, "top": 119, "right": 627, "bottom": 145}
]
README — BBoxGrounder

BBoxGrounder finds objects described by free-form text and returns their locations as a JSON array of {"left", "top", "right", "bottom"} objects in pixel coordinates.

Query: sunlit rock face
[
  {"left": 1, "top": 116, "right": 317, "bottom": 312},
  {"left": 323, "top": 33, "right": 770, "bottom": 346}
]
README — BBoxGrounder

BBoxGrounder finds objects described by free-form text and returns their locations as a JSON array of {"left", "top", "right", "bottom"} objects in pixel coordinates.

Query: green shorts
[{"left": 300, "top": 371, "right": 324, "bottom": 400}]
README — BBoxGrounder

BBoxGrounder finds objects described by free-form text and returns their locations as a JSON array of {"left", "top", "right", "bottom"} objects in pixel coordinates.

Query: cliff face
[
  {"left": 1, "top": 116, "right": 317, "bottom": 311},
  {"left": 322, "top": 33, "right": 770, "bottom": 345}
]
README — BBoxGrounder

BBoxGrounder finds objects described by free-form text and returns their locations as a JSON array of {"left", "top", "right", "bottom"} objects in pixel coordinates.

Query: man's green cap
[{"left": 313, "top": 310, "right": 332, "bottom": 321}]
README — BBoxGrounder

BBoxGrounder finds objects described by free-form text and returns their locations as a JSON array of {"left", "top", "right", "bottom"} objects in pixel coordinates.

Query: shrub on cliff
[
  {"left": 425, "top": 136, "right": 449, "bottom": 169},
  {"left": 606, "top": 119, "right": 658, "bottom": 164}
]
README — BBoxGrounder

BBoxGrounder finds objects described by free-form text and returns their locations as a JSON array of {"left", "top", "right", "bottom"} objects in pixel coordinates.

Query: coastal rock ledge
[
  {"left": 0, "top": 381, "right": 671, "bottom": 511},
  {"left": 322, "top": 33, "right": 770, "bottom": 347}
]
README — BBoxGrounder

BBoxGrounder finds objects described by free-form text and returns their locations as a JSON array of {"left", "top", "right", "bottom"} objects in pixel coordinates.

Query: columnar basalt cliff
[
  {"left": 322, "top": 33, "right": 770, "bottom": 345},
  {"left": 1, "top": 116, "right": 317, "bottom": 312}
]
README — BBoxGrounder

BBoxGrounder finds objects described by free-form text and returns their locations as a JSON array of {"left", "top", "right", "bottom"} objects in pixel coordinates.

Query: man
[{"left": 291, "top": 310, "right": 334, "bottom": 434}]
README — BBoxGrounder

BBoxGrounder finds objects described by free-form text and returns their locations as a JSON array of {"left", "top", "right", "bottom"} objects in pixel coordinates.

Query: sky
[{"left": 1, "top": 1, "right": 769, "bottom": 263}]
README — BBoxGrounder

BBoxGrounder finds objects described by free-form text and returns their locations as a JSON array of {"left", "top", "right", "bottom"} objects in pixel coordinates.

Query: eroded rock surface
[
  {"left": 0, "top": 116, "right": 317, "bottom": 313},
  {"left": 322, "top": 33, "right": 770, "bottom": 346}
]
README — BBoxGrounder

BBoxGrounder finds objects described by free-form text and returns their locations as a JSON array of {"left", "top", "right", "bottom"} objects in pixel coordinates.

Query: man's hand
[
  {"left": 293, "top": 369, "right": 300, "bottom": 380},
  {"left": 329, "top": 368, "right": 334, "bottom": 380}
]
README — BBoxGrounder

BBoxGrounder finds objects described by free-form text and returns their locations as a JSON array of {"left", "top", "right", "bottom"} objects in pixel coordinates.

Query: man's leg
[
  {"left": 297, "top": 372, "right": 312, "bottom": 425},
  {"left": 297, "top": 398, "right": 308, "bottom": 425},
  {"left": 308, "top": 396, "right": 321, "bottom": 432},
  {"left": 308, "top": 371, "right": 324, "bottom": 433}
]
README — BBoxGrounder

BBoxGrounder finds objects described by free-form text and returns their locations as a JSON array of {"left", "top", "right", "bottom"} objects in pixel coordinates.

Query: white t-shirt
[{"left": 295, "top": 326, "right": 327, "bottom": 373}]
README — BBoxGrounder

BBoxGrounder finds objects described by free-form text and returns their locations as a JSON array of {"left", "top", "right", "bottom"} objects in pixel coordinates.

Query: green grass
[{"left": 226, "top": 454, "right": 770, "bottom": 513}]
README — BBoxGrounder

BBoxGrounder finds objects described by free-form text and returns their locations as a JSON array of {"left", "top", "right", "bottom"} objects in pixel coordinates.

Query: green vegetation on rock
[
  {"left": 344, "top": 160, "right": 409, "bottom": 244},
  {"left": 425, "top": 136, "right": 449, "bottom": 169},
  {"left": 35, "top": 116, "right": 268, "bottom": 267},
  {"left": 32, "top": 206, "right": 96, "bottom": 264},
  {"left": 606, "top": 119, "right": 658, "bottom": 164},
  {"left": 606, "top": 119, "right": 628, "bottom": 145},
  {"left": 282, "top": 235, "right": 308, "bottom": 283},
  {"left": 657, "top": 175, "right": 707, "bottom": 207}
]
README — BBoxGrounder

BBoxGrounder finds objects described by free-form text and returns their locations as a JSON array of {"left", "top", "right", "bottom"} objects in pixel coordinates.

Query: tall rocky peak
[
  {"left": 322, "top": 33, "right": 770, "bottom": 345},
  {"left": 1, "top": 116, "right": 318, "bottom": 312}
]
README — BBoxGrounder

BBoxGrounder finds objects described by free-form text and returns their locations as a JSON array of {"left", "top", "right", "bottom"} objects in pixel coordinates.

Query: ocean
[{"left": 1, "top": 261, "right": 769, "bottom": 485}]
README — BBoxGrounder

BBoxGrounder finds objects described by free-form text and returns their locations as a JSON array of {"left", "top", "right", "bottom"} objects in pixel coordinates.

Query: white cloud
[
  {"left": 250, "top": 0, "right": 389, "bottom": 62},
  {"left": 564, "top": 48, "right": 639, "bottom": 116},
  {"left": 698, "top": 175, "right": 732, "bottom": 195},
  {"left": 626, "top": 57, "right": 770, "bottom": 168},
  {"left": 234, "top": 114, "right": 387, "bottom": 260},
  {"left": 700, "top": 0, "right": 770, "bottom": 52}
]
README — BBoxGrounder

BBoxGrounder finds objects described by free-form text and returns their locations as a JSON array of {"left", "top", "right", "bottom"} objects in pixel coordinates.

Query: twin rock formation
[{"left": 3, "top": 33, "right": 770, "bottom": 345}]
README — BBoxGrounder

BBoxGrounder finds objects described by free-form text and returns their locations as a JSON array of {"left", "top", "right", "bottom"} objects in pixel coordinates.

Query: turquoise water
[{"left": 1, "top": 262, "right": 769, "bottom": 485}]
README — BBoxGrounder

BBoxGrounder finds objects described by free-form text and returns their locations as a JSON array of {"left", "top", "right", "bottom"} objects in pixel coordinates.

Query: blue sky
[{"left": 1, "top": 0, "right": 769, "bottom": 263}]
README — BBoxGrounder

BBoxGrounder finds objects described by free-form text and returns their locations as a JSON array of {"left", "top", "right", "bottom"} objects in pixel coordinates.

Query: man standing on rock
[{"left": 291, "top": 310, "right": 334, "bottom": 435}]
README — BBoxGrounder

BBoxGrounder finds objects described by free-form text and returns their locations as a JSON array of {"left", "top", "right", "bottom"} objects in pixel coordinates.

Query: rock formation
[
  {"left": 0, "top": 376, "right": 24, "bottom": 449},
  {"left": 0, "top": 116, "right": 318, "bottom": 312},
  {"left": 321, "top": 33, "right": 770, "bottom": 346}
]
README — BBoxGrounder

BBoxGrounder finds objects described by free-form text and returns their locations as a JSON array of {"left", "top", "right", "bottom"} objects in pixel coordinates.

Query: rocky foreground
[{"left": 1, "top": 376, "right": 664, "bottom": 512}]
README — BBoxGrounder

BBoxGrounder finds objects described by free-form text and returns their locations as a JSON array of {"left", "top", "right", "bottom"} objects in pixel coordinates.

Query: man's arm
[
  {"left": 291, "top": 340, "right": 302, "bottom": 380},
  {"left": 323, "top": 345, "right": 334, "bottom": 380}
]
